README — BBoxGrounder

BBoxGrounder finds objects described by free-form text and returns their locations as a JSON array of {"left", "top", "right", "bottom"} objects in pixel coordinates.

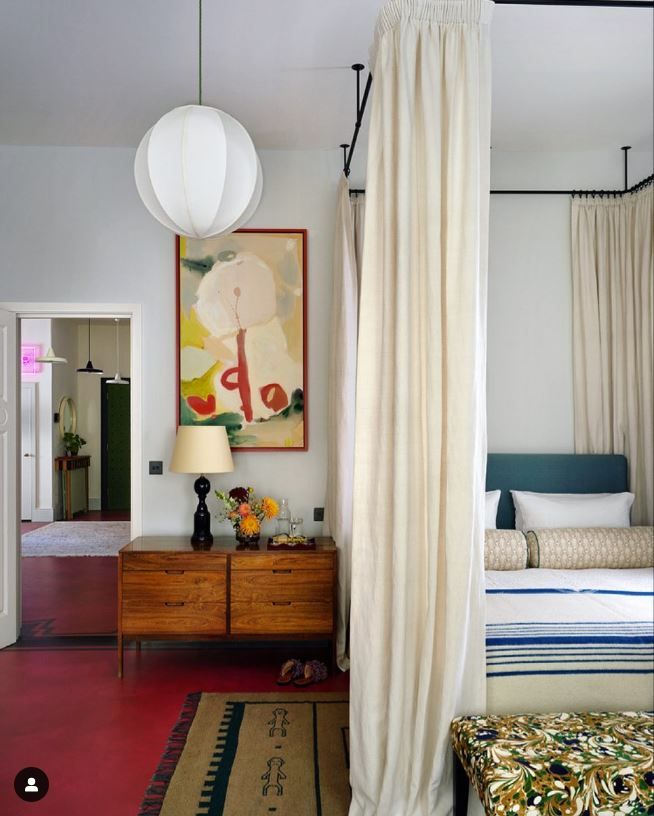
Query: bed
[{"left": 484, "top": 453, "right": 654, "bottom": 714}]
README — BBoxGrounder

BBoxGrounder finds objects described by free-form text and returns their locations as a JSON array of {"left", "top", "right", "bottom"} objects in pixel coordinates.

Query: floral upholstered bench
[{"left": 450, "top": 710, "right": 654, "bottom": 816}]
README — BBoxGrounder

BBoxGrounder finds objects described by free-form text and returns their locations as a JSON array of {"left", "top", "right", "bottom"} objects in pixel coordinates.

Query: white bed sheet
[{"left": 485, "top": 567, "right": 654, "bottom": 714}]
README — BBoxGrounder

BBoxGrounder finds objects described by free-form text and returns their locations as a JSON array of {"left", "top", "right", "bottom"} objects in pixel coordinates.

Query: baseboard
[{"left": 31, "top": 508, "right": 54, "bottom": 523}]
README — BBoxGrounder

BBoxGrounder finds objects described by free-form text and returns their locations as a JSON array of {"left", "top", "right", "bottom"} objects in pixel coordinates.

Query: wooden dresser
[{"left": 117, "top": 536, "right": 337, "bottom": 677}]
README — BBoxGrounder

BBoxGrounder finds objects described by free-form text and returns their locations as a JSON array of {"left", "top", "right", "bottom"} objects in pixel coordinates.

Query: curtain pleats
[
  {"left": 349, "top": 1, "right": 492, "bottom": 814},
  {"left": 572, "top": 186, "right": 654, "bottom": 524},
  {"left": 325, "top": 178, "right": 364, "bottom": 670}
]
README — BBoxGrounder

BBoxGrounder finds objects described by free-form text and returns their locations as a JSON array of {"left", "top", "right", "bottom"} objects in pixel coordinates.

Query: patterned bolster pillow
[
  {"left": 485, "top": 530, "right": 528, "bottom": 570},
  {"left": 527, "top": 526, "right": 654, "bottom": 569}
]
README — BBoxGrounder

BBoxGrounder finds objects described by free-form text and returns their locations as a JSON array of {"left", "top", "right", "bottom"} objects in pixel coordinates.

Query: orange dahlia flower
[
  {"left": 239, "top": 515, "right": 260, "bottom": 536},
  {"left": 261, "top": 497, "right": 279, "bottom": 519},
  {"left": 238, "top": 503, "right": 251, "bottom": 517}
]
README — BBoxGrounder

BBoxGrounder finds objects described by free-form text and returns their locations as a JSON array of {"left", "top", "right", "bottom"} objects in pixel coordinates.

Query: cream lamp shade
[
  {"left": 35, "top": 347, "right": 68, "bottom": 364},
  {"left": 170, "top": 426, "right": 234, "bottom": 475},
  {"left": 134, "top": 105, "right": 262, "bottom": 239}
]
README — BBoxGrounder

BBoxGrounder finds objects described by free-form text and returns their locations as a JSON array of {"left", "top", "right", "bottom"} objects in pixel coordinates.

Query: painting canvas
[{"left": 177, "top": 229, "right": 307, "bottom": 450}]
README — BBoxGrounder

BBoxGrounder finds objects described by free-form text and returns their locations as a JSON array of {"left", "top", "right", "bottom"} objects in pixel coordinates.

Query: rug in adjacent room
[
  {"left": 21, "top": 521, "right": 131, "bottom": 556},
  {"left": 139, "top": 692, "right": 351, "bottom": 816}
]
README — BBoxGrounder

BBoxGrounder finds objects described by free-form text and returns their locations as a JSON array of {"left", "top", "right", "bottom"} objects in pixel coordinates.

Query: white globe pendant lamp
[{"left": 134, "top": 1, "right": 261, "bottom": 239}]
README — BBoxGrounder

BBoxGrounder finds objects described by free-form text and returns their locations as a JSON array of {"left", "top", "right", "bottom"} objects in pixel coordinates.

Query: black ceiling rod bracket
[
  {"left": 343, "top": 69, "right": 373, "bottom": 179},
  {"left": 621, "top": 145, "right": 631, "bottom": 191},
  {"left": 353, "top": 63, "right": 365, "bottom": 119},
  {"left": 340, "top": 144, "right": 350, "bottom": 177}
]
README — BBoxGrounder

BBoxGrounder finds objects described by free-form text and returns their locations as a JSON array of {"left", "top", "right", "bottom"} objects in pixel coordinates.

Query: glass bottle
[{"left": 276, "top": 498, "right": 291, "bottom": 535}]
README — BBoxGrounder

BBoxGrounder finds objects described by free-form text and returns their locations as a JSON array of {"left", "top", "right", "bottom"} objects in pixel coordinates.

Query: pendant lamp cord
[
  {"left": 198, "top": 0, "right": 203, "bottom": 106},
  {"left": 88, "top": 318, "right": 91, "bottom": 358}
]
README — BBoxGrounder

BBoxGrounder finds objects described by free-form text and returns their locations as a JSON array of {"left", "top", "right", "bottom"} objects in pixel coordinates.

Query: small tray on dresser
[{"left": 267, "top": 536, "right": 317, "bottom": 551}]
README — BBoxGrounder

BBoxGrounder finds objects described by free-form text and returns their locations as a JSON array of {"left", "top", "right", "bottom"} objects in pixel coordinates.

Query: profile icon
[{"left": 14, "top": 767, "right": 49, "bottom": 802}]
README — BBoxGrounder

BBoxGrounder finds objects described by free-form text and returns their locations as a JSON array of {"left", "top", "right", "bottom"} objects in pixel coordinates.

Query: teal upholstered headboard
[{"left": 486, "top": 453, "right": 629, "bottom": 529}]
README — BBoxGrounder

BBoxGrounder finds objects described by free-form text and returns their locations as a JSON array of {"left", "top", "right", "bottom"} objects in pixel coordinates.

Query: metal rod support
[
  {"left": 353, "top": 64, "right": 365, "bottom": 118},
  {"left": 344, "top": 72, "right": 373, "bottom": 177},
  {"left": 494, "top": 1, "right": 653, "bottom": 7},
  {"left": 622, "top": 146, "right": 631, "bottom": 191}
]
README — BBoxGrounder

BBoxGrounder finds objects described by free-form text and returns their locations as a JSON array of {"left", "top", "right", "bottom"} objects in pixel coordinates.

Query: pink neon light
[{"left": 21, "top": 345, "right": 42, "bottom": 375}]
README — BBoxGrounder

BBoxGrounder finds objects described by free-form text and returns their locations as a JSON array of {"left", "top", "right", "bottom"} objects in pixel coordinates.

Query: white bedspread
[{"left": 485, "top": 568, "right": 654, "bottom": 714}]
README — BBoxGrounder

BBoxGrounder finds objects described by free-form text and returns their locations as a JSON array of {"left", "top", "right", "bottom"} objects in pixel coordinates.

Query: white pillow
[
  {"left": 510, "top": 491, "right": 634, "bottom": 531},
  {"left": 485, "top": 490, "right": 501, "bottom": 529}
]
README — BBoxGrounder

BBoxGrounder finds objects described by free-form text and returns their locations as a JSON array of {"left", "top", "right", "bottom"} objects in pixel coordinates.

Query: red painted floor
[
  {"left": 7, "top": 553, "right": 348, "bottom": 814},
  {"left": 22, "top": 556, "right": 117, "bottom": 636},
  {"left": 0, "top": 645, "right": 348, "bottom": 815}
]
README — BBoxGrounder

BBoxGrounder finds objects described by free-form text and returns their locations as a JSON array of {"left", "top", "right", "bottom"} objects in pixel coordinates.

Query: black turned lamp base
[{"left": 190, "top": 475, "right": 213, "bottom": 550}]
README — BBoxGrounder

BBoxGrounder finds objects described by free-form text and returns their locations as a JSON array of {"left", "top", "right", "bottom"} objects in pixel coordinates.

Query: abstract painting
[{"left": 177, "top": 229, "right": 307, "bottom": 450}]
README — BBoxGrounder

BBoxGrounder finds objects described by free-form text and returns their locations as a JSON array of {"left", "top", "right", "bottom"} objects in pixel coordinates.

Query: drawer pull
[
  {"left": 272, "top": 569, "right": 292, "bottom": 574},
  {"left": 165, "top": 570, "right": 184, "bottom": 575},
  {"left": 164, "top": 601, "right": 185, "bottom": 607},
  {"left": 272, "top": 601, "right": 292, "bottom": 606}
]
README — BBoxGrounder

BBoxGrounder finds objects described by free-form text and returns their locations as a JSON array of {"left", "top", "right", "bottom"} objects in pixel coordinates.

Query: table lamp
[{"left": 170, "top": 426, "right": 234, "bottom": 549}]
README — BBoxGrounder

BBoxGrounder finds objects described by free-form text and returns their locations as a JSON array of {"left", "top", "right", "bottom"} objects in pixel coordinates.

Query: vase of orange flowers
[{"left": 216, "top": 486, "right": 279, "bottom": 548}]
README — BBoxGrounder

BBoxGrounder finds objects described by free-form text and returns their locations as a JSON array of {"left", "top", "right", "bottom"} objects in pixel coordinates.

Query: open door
[{"left": 0, "top": 307, "right": 19, "bottom": 648}]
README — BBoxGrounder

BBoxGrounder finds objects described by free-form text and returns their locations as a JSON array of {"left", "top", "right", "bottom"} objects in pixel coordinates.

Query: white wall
[
  {"left": 487, "top": 148, "right": 653, "bottom": 452},
  {"left": 0, "top": 145, "right": 340, "bottom": 535},
  {"left": 19, "top": 318, "right": 53, "bottom": 520}
]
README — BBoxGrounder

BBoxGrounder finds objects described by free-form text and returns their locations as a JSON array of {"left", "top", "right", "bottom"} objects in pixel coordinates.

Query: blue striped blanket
[{"left": 485, "top": 568, "right": 654, "bottom": 714}]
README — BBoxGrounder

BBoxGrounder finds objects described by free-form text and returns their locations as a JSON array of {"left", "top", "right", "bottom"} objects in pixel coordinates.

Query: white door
[
  {"left": 21, "top": 383, "right": 36, "bottom": 521},
  {"left": 0, "top": 308, "right": 19, "bottom": 648}
]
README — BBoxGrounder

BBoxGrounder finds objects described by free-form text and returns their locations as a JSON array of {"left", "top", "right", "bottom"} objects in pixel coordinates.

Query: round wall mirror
[{"left": 58, "top": 396, "right": 77, "bottom": 438}]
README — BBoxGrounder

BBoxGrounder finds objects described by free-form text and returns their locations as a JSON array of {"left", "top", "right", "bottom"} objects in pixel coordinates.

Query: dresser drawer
[
  {"left": 122, "top": 601, "right": 226, "bottom": 635},
  {"left": 230, "top": 601, "right": 332, "bottom": 635},
  {"left": 122, "top": 553, "right": 227, "bottom": 572},
  {"left": 123, "top": 571, "right": 226, "bottom": 604},
  {"left": 231, "top": 569, "right": 332, "bottom": 605},
  {"left": 231, "top": 553, "right": 334, "bottom": 571}
]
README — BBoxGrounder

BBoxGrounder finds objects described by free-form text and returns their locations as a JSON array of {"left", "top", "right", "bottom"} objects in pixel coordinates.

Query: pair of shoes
[
  {"left": 276, "top": 658, "right": 304, "bottom": 685},
  {"left": 292, "top": 660, "right": 328, "bottom": 687},
  {"left": 276, "top": 659, "right": 328, "bottom": 686}
]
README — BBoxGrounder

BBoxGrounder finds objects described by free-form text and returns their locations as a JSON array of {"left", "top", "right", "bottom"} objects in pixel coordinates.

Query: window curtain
[
  {"left": 572, "top": 185, "right": 654, "bottom": 524},
  {"left": 325, "top": 178, "right": 365, "bottom": 671},
  {"left": 349, "top": 1, "right": 492, "bottom": 814}
]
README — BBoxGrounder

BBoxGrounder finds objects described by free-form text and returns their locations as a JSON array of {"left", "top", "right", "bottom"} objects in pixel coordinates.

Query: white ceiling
[{"left": 0, "top": 0, "right": 652, "bottom": 151}]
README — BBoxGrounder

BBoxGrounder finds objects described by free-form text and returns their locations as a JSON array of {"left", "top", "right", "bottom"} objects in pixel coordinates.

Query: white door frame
[
  {"left": 21, "top": 382, "right": 37, "bottom": 521},
  {"left": 0, "top": 303, "right": 142, "bottom": 541},
  {"left": 0, "top": 308, "right": 19, "bottom": 647}
]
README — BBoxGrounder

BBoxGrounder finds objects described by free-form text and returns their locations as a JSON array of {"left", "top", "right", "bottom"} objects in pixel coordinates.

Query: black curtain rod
[
  {"left": 340, "top": 0, "right": 652, "bottom": 178},
  {"left": 349, "top": 173, "right": 654, "bottom": 198},
  {"left": 494, "top": 1, "right": 653, "bottom": 7}
]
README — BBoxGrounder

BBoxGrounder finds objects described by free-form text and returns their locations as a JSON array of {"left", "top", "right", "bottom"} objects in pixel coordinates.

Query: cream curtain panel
[
  {"left": 325, "top": 178, "right": 365, "bottom": 671},
  {"left": 572, "top": 186, "right": 654, "bottom": 524},
  {"left": 349, "top": 1, "right": 492, "bottom": 814}
]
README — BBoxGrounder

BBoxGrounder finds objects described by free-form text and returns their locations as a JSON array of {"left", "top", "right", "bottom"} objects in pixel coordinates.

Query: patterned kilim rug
[
  {"left": 139, "top": 692, "right": 350, "bottom": 816},
  {"left": 21, "top": 522, "right": 131, "bottom": 556}
]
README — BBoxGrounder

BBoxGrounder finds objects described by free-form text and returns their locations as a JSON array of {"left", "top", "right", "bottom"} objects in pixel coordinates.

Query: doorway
[
  {"left": 101, "top": 377, "right": 131, "bottom": 512},
  {"left": 0, "top": 302, "right": 142, "bottom": 648},
  {"left": 21, "top": 383, "right": 36, "bottom": 522}
]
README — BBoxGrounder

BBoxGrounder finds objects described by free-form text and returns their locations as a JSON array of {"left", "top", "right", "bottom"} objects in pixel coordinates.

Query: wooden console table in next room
[
  {"left": 54, "top": 455, "right": 90, "bottom": 521},
  {"left": 117, "top": 536, "right": 337, "bottom": 678}
]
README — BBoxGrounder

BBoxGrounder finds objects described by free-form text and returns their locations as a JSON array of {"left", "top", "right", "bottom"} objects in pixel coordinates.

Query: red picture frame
[{"left": 176, "top": 229, "right": 308, "bottom": 451}]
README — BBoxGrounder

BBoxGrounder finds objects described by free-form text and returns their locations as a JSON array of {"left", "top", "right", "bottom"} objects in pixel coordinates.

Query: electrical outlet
[
  {"left": 313, "top": 507, "right": 324, "bottom": 522},
  {"left": 149, "top": 461, "right": 163, "bottom": 475}
]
